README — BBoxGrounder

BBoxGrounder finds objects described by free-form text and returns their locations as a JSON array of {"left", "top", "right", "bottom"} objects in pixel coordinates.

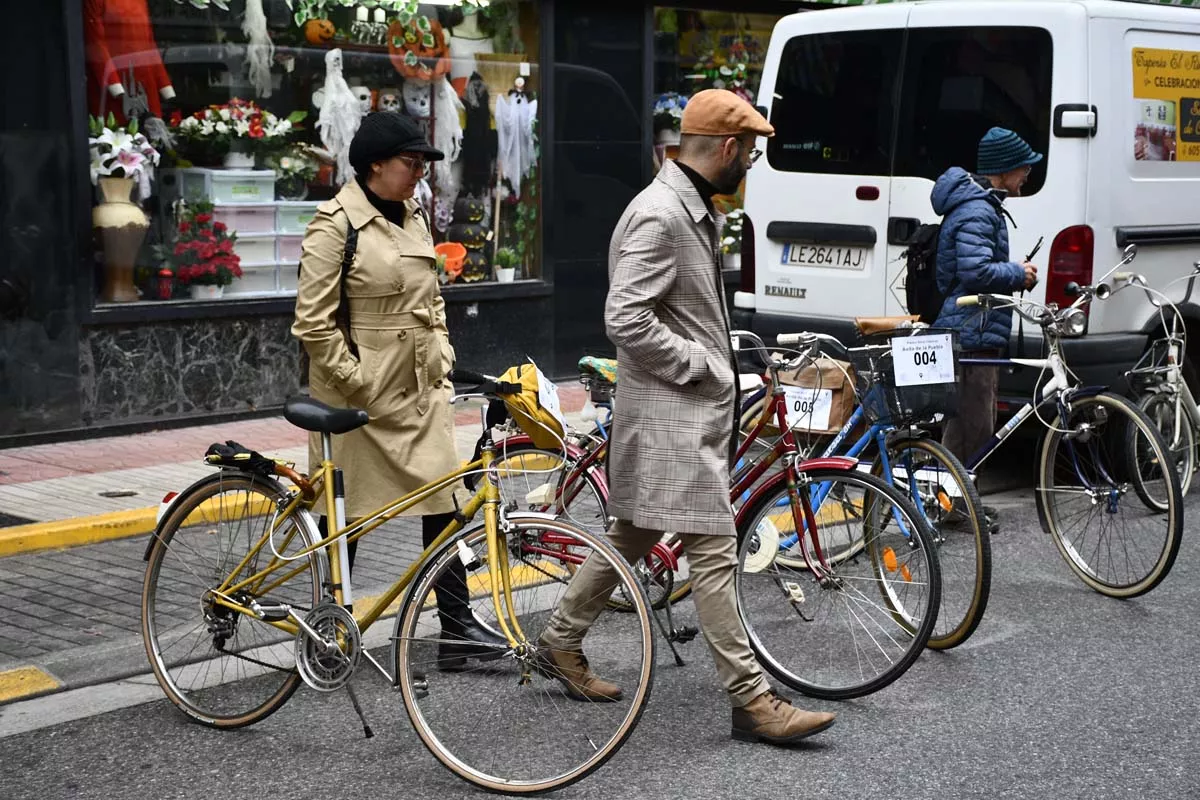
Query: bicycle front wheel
[
  {"left": 736, "top": 468, "right": 941, "bottom": 700},
  {"left": 141, "top": 472, "right": 323, "bottom": 728},
  {"left": 1039, "top": 392, "right": 1183, "bottom": 597},
  {"left": 1136, "top": 390, "right": 1195, "bottom": 498},
  {"left": 394, "top": 515, "right": 655, "bottom": 794},
  {"left": 874, "top": 437, "right": 991, "bottom": 650}
]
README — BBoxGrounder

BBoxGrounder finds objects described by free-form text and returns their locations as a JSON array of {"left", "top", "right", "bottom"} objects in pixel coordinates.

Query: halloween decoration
[
  {"left": 494, "top": 77, "right": 537, "bottom": 198},
  {"left": 305, "top": 18, "right": 336, "bottom": 45},
  {"left": 241, "top": 0, "right": 274, "bottom": 99},
  {"left": 388, "top": 13, "right": 450, "bottom": 81},
  {"left": 459, "top": 71, "right": 496, "bottom": 196},
  {"left": 378, "top": 87, "right": 402, "bottom": 113},
  {"left": 84, "top": 0, "right": 178, "bottom": 123},
  {"left": 316, "top": 49, "right": 365, "bottom": 184},
  {"left": 447, "top": 194, "right": 491, "bottom": 282},
  {"left": 446, "top": 8, "right": 494, "bottom": 97}
]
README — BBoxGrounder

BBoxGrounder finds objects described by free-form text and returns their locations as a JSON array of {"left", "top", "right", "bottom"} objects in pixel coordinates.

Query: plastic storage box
[
  {"left": 276, "top": 201, "right": 320, "bottom": 234},
  {"left": 212, "top": 203, "right": 277, "bottom": 236},
  {"left": 225, "top": 263, "right": 279, "bottom": 295},
  {"left": 278, "top": 262, "right": 300, "bottom": 294},
  {"left": 232, "top": 233, "right": 277, "bottom": 264},
  {"left": 167, "top": 168, "right": 277, "bottom": 205},
  {"left": 276, "top": 234, "right": 303, "bottom": 263}
]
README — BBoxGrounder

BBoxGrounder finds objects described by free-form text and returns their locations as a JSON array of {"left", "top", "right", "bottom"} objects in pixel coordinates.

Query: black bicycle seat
[{"left": 284, "top": 395, "right": 369, "bottom": 435}]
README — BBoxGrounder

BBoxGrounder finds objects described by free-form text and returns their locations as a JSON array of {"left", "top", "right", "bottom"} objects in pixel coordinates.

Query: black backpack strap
[{"left": 337, "top": 223, "right": 359, "bottom": 359}]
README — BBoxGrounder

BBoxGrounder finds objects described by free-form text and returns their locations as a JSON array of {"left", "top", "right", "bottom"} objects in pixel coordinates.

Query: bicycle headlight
[{"left": 1061, "top": 307, "right": 1087, "bottom": 337}]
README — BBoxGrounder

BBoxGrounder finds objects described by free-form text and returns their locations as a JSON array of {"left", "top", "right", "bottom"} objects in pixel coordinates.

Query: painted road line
[{"left": 0, "top": 666, "right": 61, "bottom": 704}]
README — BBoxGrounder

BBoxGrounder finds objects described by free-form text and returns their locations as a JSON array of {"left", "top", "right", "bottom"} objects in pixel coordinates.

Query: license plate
[{"left": 781, "top": 244, "right": 868, "bottom": 270}]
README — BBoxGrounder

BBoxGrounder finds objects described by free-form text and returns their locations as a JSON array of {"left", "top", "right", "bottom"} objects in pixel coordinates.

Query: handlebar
[{"left": 449, "top": 369, "right": 522, "bottom": 397}]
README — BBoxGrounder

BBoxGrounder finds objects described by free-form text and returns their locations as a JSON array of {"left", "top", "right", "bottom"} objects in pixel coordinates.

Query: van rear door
[
  {"left": 885, "top": 1, "right": 1087, "bottom": 316},
  {"left": 749, "top": 6, "right": 910, "bottom": 326}
]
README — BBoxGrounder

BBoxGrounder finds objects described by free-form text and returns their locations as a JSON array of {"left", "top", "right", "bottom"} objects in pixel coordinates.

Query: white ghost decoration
[
  {"left": 402, "top": 80, "right": 431, "bottom": 119},
  {"left": 495, "top": 87, "right": 537, "bottom": 198},
  {"left": 349, "top": 84, "right": 372, "bottom": 114},
  {"left": 241, "top": 0, "right": 274, "bottom": 98},
  {"left": 315, "top": 49, "right": 365, "bottom": 184}
]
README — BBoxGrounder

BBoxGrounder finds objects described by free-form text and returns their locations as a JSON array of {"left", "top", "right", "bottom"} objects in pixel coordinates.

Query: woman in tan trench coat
[{"left": 292, "top": 112, "right": 504, "bottom": 671}]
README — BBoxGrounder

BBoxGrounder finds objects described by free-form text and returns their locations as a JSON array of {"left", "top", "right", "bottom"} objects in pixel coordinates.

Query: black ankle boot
[{"left": 421, "top": 512, "right": 508, "bottom": 671}]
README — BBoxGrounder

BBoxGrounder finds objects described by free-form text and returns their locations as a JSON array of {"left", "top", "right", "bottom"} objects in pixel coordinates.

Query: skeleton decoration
[
  {"left": 315, "top": 49, "right": 365, "bottom": 184},
  {"left": 350, "top": 84, "right": 373, "bottom": 114},
  {"left": 495, "top": 78, "right": 538, "bottom": 198},
  {"left": 241, "top": 0, "right": 274, "bottom": 98},
  {"left": 400, "top": 76, "right": 464, "bottom": 225},
  {"left": 378, "top": 88, "right": 402, "bottom": 113}
]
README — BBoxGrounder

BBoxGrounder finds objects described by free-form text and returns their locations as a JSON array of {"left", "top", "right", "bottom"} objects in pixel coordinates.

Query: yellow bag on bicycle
[{"left": 497, "top": 362, "right": 566, "bottom": 449}]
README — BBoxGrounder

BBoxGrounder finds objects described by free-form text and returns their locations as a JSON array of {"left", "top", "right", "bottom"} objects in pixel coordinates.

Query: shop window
[
  {"left": 766, "top": 28, "right": 903, "bottom": 178},
  {"left": 83, "top": 0, "right": 541, "bottom": 307},
  {"left": 652, "top": 8, "right": 781, "bottom": 268}
]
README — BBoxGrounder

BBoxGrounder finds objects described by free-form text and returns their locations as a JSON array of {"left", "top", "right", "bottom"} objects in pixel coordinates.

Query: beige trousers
[{"left": 541, "top": 519, "right": 770, "bottom": 707}]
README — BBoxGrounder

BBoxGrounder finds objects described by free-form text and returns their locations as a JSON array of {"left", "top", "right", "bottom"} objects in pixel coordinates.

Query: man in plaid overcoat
[{"left": 537, "top": 90, "right": 837, "bottom": 745}]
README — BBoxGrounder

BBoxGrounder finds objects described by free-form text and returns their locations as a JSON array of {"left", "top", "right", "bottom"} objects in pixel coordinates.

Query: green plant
[
  {"left": 481, "top": 0, "right": 524, "bottom": 54},
  {"left": 494, "top": 247, "right": 519, "bottom": 269}
]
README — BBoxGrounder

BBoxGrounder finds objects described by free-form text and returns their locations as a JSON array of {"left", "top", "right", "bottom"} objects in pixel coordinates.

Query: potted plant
[
  {"left": 158, "top": 202, "right": 243, "bottom": 300},
  {"left": 170, "top": 99, "right": 305, "bottom": 169},
  {"left": 721, "top": 208, "right": 744, "bottom": 270},
  {"left": 88, "top": 113, "right": 161, "bottom": 303},
  {"left": 653, "top": 93, "right": 687, "bottom": 145},
  {"left": 269, "top": 146, "right": 319, "bottom": 200},
  {"left": 494, "top": 246, "right": 519, "bottom": 283}
]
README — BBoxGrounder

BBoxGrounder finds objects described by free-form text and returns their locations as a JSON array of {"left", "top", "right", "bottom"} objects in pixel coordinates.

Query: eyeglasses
[
  {"left": 396, "top": 154, "right": 428, "bottom": 175},
  {"left": 736, "top": 139, "right": 762, "bottom": 166}
]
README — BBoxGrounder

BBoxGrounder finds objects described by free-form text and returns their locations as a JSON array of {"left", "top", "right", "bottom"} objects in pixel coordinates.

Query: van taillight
[
  {"left": 1046, "top": 225, "right": 1094, "bottom": 312},
  {"left": 740, "top": 214, "right": 756, "bottom": 295}
]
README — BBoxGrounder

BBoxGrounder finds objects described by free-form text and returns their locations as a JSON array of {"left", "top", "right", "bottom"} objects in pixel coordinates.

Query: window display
[
  {"left": 83, "top": 0, "right": 541, "bottom": 307},
  {"left": 652, "top": 8, "right": 780, "bottom": 268}
]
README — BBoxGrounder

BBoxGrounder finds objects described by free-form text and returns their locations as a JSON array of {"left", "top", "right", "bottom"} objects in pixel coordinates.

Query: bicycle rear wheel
[
  {"left": 141, "top": 472, "right": 323, "bottom": 728},
  {"left": 1039, "top": 392, "right": 1183, "bottom": 597},
  {"left": 874, "top": 437, "right": 990, "bottom": 650},
  {"left": 394, "top": 515, "right": 655, "bottom": 794},
  {"left": 1136, "top": 390, "right": 1195, "bottom": 498},
  {"left": 736, "top": 468, "right": 940, "bottom": 700}
]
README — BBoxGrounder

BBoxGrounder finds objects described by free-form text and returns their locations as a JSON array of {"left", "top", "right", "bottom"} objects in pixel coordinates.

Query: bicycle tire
[
  {"left": 141, "top": 471, "right": 324, "bottom": 728},
  {"left": 873, "top": 436, "right": 990, "bottom": 650},
  {"left": 393, "top": 514, "right": 655, "bottom": 794},
  {"left": 735, "top": 467, "right": 941, "bottom": 700},
  {"left": 1038, "top": 392, "right": 1183, "bottom": 598},
  {"left": 1136, "top": 390, "right": 1195, "bottom": 498}
]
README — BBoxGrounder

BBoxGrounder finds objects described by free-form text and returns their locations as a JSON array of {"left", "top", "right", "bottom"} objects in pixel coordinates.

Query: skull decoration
[
  {"left": 378, "top": 87, "right": 402, "bottom": 113},
  {"left": 403, "top": 79, "right": 431, "bottom": 118},
  {"left": 350, "top": 84, "right": 373, "bottom": 114}
]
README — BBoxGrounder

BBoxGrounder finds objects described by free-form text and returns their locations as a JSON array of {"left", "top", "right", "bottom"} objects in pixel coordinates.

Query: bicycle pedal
[{"left": 672, "top": 626, "right": 699, "bottom": 643}]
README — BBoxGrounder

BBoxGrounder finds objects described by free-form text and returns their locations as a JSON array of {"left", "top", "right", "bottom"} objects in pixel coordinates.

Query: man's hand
[{"left": 1022, "top": 262, "right": 1039, "bottom": 290}]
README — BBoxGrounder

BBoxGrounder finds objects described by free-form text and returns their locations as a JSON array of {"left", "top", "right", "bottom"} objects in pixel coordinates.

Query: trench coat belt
[{"left": 349, "top": 306, "right": 446, "bottom": 415}]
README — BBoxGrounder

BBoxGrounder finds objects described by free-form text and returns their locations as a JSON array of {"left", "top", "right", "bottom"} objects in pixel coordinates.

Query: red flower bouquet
[{"left": 164, "top": 202, "right": 243, "bottom": 287}]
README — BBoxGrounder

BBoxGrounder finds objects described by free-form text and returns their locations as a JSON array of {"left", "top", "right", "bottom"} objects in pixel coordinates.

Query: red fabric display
[{"left": 84, "top": 0, "right": 175, "bottom": 123}]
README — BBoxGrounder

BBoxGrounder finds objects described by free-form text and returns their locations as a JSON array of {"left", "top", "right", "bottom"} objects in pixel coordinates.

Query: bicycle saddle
[
  {"left": 854, "top": 316, "right": 920, "bottom": 337},
  {"left": 577, "top": 356, "right": 618, "bottom": 385},
  {"left": 284, "top": 395, "right": 370, "bottom": 434}
]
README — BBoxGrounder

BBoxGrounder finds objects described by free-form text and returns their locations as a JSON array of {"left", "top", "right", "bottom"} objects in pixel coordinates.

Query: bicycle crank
[{"left": 294, "top": 602, "right": 362, "bottom": 692}]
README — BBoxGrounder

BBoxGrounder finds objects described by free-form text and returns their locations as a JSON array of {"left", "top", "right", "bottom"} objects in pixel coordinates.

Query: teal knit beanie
[{"left": 977, "top": 128, "right": 1043, "bottom": 176}]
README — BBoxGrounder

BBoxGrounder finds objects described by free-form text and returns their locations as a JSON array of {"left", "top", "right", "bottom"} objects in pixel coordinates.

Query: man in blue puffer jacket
[{"left": 932, "top": 128, "right": 1040, "bottom": 518}]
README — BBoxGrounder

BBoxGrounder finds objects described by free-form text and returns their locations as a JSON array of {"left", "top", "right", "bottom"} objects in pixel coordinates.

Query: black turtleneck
[
  {"left": 358, "top": 177, "right": 408, "bottom": 228},
  {"left": 674, "top": 160, "right": 719, "bottom": 213}
]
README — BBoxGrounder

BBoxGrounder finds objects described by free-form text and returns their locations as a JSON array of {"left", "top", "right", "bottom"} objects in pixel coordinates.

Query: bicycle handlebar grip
[
  {"left": 1112, "top": 272, "right": 1133, "bottom": 282},
  {"left": 956, "top": 295, "right": 981, "bottom": 307},
  {"left": 449, "top": 368, "right": 492, "bottom": 385},
  {"left": 777, "top": 332, "right": 811, "bottom": 347}
]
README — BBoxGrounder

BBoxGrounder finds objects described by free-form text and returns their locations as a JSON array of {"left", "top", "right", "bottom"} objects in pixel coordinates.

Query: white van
[{"left": 738, "top": 0, "right": 1200, "bottom": 401}]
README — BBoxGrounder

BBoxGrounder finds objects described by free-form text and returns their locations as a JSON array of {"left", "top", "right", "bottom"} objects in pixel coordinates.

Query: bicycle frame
[{"left": 207, "top": 423, "right": 530, "bottom": 669}]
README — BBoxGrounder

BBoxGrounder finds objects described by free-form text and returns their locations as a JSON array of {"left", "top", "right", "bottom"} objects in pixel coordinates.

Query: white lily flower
[{"left": 215, "top": 121, "right": 230, "bottom": 134}]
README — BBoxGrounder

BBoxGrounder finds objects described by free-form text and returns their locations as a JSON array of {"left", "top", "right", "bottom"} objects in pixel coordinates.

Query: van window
[
  {"left": 894, "top": 27, "right": 1054, "bottom": 195},
  {"left": 766, "top": 29, "right": 904, "bottom": 176}
]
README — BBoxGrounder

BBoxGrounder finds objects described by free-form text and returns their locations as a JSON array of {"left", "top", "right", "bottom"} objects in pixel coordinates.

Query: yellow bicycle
[{"left": 139, "top": 369, "right": 655, "bottom": 794}]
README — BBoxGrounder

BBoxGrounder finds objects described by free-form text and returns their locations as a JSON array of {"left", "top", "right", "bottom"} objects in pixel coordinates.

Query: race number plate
[
  {"left": 891, "top": 334, "right": 954, "bottom": 386},
  {"left": 782, "top": 386, "right": 833, "bottom": 431}
]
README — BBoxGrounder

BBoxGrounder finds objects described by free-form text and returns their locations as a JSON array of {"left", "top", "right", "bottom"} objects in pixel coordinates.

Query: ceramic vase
[
  {"left": 93, "top": 177, "right": 149, "bottom": 303},
  {"left": 190, "top": 284, "right": 224, "bottom": 300}
]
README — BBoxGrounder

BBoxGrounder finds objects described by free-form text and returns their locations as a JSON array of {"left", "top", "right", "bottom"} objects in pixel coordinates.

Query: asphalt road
[{"left": 2, "top": 482, "right": 1197, "bottom": 800}]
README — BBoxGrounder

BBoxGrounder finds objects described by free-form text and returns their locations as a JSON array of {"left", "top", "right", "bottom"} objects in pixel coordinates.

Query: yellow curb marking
[
  {"left": 0, "top": 666, "right": 61, "bottom": 703},
  {"left": 0, "top": 508, "right": 159, "bottom": 558}
]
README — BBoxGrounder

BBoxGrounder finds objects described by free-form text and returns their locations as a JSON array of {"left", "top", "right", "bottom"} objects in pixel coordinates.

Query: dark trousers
[{"left": 942, "top": 352, "right": 1000, "bottom": 466}]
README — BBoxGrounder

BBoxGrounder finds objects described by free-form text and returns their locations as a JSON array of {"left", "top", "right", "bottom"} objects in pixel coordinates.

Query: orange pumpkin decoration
[
  {"left": 388, "top": 15, "right": 450, "bottom": 80},
  {"left": 304, "top": 18, "right": 336, "bottom": 45}
]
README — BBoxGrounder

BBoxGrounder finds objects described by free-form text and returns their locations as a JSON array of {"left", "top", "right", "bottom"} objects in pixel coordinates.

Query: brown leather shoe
[
  {"left": 731, "top": 690, "right": 836, "bottom": 744},
  {"left": 535, "top": 643, "right": 623, "bottom": 702}
]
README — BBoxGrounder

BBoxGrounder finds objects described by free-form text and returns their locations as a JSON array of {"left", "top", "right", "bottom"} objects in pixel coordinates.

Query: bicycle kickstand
[{"left": 651, "top": 604, "right": 687, "bottom": 667}]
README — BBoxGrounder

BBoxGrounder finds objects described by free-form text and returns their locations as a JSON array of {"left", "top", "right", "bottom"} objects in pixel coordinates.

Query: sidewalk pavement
[{"left": 0, "top": 386, "right": 589, "bottom": 706}]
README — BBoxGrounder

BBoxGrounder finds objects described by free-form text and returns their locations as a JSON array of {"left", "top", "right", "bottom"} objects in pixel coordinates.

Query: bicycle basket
[{"left": 850, "top": 329, "right": 961, "bottom": 426}]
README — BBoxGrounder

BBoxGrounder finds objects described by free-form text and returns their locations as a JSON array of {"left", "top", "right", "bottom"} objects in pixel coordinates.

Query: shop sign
[{"left": 1132, "top": 47, "right": 1200, "bottom": 162}]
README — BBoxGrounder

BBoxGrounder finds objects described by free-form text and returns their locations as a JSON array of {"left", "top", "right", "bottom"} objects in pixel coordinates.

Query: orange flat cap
[{"left": 680, "top": 89, "right": 774, "bottom": 137}]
